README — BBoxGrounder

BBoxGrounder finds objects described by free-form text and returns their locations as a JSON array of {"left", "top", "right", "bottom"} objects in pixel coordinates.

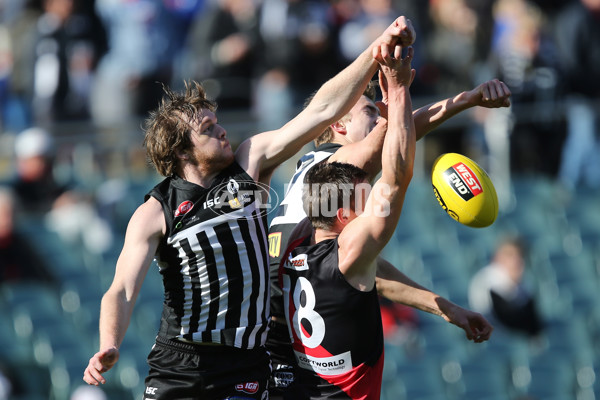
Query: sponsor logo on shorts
[
  {"left": 443, "top": 162, "right": 483, "bottom": 201},
  {"left": 273, "top": 370, "right": 295, "bottom": 388},
  {"left": 235, "top": 381, "right": 259, "bottom": 394},
  {"left": 144, "top": 386, "right": 158, "bottom": 399}
]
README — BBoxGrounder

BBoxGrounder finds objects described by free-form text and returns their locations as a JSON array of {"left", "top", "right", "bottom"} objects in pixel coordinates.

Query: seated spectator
[
  {"left": 0, "top": 185, "right": 54, "bottom": 282},
  {"left": 4, "top": 126, "right": 113, "bottom": 255},
  {"left": 469, "top": 236, "right": 544, "bottom": 337},
  {"left": 8, "top": 127, "right": 68, "bottom": 216}
]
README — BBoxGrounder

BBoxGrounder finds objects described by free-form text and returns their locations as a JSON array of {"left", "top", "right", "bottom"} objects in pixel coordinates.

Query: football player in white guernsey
[{"left": 83, "top": 15, "right": 417, "bottom": 400}]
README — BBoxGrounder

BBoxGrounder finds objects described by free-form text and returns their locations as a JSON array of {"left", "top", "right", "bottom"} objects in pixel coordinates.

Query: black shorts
[
  {"left": 266, "top": 320, "right": 296, "bottom": 400},
  {"left": 144, "top": 336, "right": 271, "bottom": 400}
]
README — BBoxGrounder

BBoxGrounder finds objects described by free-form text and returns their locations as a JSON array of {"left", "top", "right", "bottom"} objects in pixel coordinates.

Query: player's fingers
[
  {"left": 83, "top": 365, "right": 105, "bottom": 386},
  {"left": 405, "top": 46, "right": 414, "bottom": 61},
  {"left": 380, "top": 43, "right": 390, "bottom": 61},
  {"left": 499, "top": 81, "right": 512, "bottom": 106},
  {"left": 488, "top": 81, "right": 499, "bottom": 100},
  {"left": 372, "top": 45, "right": 382, "bottom": 63},
  {"left": 394, "top": 44, "right": 402, "bottom": 60},
  {"left": 375, "top": 101, "right": 388, "bottom": 119},
  {"left": 481, "top": 84, "right": 491, "bottom": 102}
]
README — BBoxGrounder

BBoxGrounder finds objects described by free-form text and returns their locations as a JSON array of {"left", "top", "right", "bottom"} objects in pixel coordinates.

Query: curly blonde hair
[{"left": 143, "top": 81, "right": 216, "bottom": 177}]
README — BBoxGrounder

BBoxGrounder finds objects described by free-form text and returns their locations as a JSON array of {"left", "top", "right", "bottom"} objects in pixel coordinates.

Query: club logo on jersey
[
  {"left": 235, "top": 381, "right": 259, "bottom": 394},
  {"left": 442, "top": 163, "right": 483, "bottom": 201},
  {"left": 202, "top": 179, "right": 280, "bottom": 219},
  {"left": 269, "top": 232, "right": 282, "bottom": 258},
  {"left": 227, "top": 178, "right": 240, "bottom": 195},
  {"left": 174, "top": 200, "right": 194, "bottom": 217}
]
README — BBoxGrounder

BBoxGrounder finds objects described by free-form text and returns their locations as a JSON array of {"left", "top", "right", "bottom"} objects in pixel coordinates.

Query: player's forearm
[
  {"left": 98, "top": 289, "right": 135, "bottom": 351},
  {"left": 375, "top": 257, "right": 448, "bottom": 317},
  {"left": 307, "top": 48, "right": 379, "bottom": 124},
  {"left": 381, "top": 85, "right": 415, "bottom": 187},
  {"left": 413, "top": 90, "right": 473, "bottom": 140}
]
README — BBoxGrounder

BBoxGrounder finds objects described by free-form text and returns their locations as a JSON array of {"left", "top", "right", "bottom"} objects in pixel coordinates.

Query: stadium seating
[{"left": 1, "top": 174, "right": 599, "bottom": 400}]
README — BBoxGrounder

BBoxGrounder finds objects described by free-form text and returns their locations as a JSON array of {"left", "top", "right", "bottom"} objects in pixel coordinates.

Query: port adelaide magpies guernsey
[{"left": 146, "top": 161, "right": 270, "bottom": 349}]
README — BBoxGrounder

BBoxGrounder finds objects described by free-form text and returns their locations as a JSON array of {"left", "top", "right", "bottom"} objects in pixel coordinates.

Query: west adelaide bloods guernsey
[
  {"left": 280, "top": 238, "right": 384, "bottom": 399},
  {"left": 268, "top": 143, "right": 341, "bottom": 320},
  {"left": 146, "top": 162, "right": 270, "bottom": 349}
]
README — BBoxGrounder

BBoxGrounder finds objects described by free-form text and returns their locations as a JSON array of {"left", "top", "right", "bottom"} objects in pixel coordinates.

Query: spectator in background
[
  {"left": 422, "top": 0, "right": 492, "bottom": 96},
  {"left": 6, "top": 127, "right": 69, "bottom": 215},
  {"left": 3, "top": 127, "right": 113, "bottom": 256},
  {"left": 0, "top": 185, "right": 55, "bottom": 282},
  {"left": 253, "top": 0, "right": 342, "bottom": 130},
  {"left": 90, "top": 0, "right": 182, "bottom": 131},
  {"left": 4, "top": 0, "right": 43, "bottom": 131},
  {"left": 30, "top": 0, "right": 104, "bottom": 124},
  {"left": 469, "top": 236, "right": 544, "bottom": 338},
  {"left": 418, "top": 0, "right": 500, "bottom": 176},
  {"left": 488, "top": 0, "right": 563, "bottom": 177},
  {"left": 183, "top": 0, "right": 260, "bottom": 110},
  {"left": 337, "top": 0, "right": 398, "bottom": 64},
  {"left": 554, "top": 0, "right": 600, "bottom": 191}
]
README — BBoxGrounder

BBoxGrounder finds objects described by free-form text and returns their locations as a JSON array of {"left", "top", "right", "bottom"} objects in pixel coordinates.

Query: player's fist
[{"left": 378, "top": 16, "right": 416, "bottom": 49}]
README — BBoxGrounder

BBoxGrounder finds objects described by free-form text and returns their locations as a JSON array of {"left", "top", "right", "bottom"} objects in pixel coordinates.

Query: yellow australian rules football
[{"left": 431, "top": 153, "right": 498, "bottom": 228}]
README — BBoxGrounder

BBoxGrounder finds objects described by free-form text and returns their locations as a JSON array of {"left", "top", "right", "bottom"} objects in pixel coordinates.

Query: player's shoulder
[{"left": 128, "top": 196, "right": 166, "bottom": 237}]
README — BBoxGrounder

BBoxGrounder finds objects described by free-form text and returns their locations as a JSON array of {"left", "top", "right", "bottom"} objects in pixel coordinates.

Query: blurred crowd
[
  {"left": 0, "top": 0, "right": 597, "bottom": 257},
  {"left": 0, "top": 0, "right": 597, "bottom": 272},
  {"left": 0, "top": 0, "right": 598, "bottom": 187},
  {"left": 0, "top": 0, "right": 598, "bottom": 280}
]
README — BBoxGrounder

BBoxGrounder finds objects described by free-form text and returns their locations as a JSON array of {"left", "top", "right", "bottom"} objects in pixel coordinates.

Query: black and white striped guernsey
[{"left": 146, "top": 161, "right": 270, "bottom": 349}]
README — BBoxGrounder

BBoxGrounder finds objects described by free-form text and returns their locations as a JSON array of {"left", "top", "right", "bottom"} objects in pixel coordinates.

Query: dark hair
[
  {"left": 313, "top": 80, "right": 378, "bottom": 147},
  {"left": 302, "top": 161, "right": 368, "bottom": 230},
  {"left": 496, "top": 235, "right": 528, "bottom": 257},
  {"left": 143, "top": 81, "right": 216, "bottom": 177}
]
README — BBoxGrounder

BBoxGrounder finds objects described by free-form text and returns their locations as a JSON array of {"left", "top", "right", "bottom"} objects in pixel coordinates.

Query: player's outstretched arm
[
  {"left": 412, "top": 79, "right": 511, "bottom": 141},
  {"left": 235, "top": 17, "right": 415, "bottom": 183},
  {"left": 338, "top": 44, "right": 415, "bottom": 287},
  {"left": 375, "top": 258, "right": 492, "bottom": 342},
  {"left": 83, "top": 198, "right": 164, "bottom": 385}
]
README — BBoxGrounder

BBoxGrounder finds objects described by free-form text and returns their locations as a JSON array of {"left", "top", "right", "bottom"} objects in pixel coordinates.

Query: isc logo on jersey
[{"left": 443, "top": 162, "right": 483, "bottom": 201}]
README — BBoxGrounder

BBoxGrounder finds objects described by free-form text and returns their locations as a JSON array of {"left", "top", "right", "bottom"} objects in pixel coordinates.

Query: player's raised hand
[
  {"left": 376, "top": 16, "right": 416, "bottom": 53},
  {"left": 374, "top": 44, "right": 415, "bottom": 88},
  {"left": 467, "top": 79, "right": 512, "bottom": 108}
]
